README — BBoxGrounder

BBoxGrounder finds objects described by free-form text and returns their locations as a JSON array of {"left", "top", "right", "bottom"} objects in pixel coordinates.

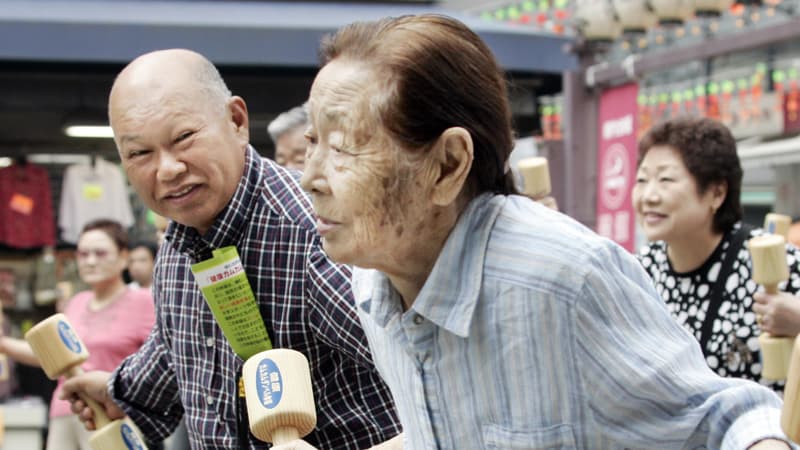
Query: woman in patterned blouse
[{"left": 633, "top": 116, "right": 800, "bottom": 389}]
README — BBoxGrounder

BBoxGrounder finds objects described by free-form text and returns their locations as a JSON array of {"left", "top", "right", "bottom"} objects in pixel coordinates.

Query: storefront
[{"left": 478, "top": 0, "right": 800, "bottom": 248}]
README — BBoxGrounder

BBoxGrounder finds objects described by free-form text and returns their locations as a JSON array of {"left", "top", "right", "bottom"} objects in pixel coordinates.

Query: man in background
[
  {"left": 789, "top": 216, "right": 800, "bottom": 248},
  {"left": 267, "top": 103, "right": 308, "bottom": 170},
  {"left": 127, "top": 240, "right": 158, "bottom": 290}
]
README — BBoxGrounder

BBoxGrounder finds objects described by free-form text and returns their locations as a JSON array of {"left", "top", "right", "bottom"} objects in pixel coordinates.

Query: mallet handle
[
  {"left": 65, "top": 366, "right": 111, "bottom": 429},
  {"left": 765, "top": 283, "right": 779, "bottom": 296},
  {"left": 271, "top": 427, "right": 300, "bottom": 445}
]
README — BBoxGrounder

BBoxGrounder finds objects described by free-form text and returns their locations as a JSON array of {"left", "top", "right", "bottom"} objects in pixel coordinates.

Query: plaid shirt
[{"left": 110, "top": 146, "right": 400, "bottom": 449}]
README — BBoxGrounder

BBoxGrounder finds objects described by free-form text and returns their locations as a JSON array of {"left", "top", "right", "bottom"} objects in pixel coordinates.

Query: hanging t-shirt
[
  {"left": 58, "top": 158, "right": 134, "bottom": 244},
  {"left": 0, "top": 162, "right": 56, "bottom": 248}
]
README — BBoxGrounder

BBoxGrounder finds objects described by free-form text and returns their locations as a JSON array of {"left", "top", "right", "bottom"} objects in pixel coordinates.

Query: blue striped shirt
[
  {"left": 110, "top": 146, "right": 400, "bottom": 449},
  {"left": 354, "top": 193, "right": 789, "bottom": 449}
]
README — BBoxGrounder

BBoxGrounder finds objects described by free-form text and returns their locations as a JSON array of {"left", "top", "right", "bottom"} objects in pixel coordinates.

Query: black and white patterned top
[{"left": 637, "top": 222, "right": 800, "bottom": 390}]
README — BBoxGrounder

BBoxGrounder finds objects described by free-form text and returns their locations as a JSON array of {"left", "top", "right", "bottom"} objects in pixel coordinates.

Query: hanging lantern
[
  {"left": 650, "top": 0, "right": 695, "bottom": 25},
  {"left": 574, "top": 0, "right": 622, "bottom": 42},
  {"left": 694, "top": 0, "right": 735, "bottom": 17},
  {"left": 611, "top": 0, "right": 657, "bottom": 33}
]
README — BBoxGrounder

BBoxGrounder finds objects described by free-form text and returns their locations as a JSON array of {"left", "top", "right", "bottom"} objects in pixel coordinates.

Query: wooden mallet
[
  {"left": 783, "top": 336, "right": 800, "bottom": 442},
  {"left": 765, "top": 213, "right": 793, "bottom": 238},
  {"left": 749, "top": 234, "right": 793, "bottom": 380},
  {"left": 0, "top": 306, "right": 9, "bottom": 383},
  {"left": 242, "top": 348, "right": 317, "bottom": 444},
  {"left": 769, "top": 213, "right": 800, "bottom": 441},
  {"left": 191, "top": 245, "right": 316, "bottom": 445},
  {"left": 24, "top": 313, "right": 149, "bottom": 450},
  {"left": 517, "top": 157, "right": 558, "bottom": 210}
]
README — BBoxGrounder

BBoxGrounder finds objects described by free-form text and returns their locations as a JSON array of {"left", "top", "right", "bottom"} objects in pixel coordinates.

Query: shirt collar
[
  {"left": 166, "top": 145, "right": 262, "bottom": 259},
  {"left": 357, "top": 193, "right": 505, "bottom": 337},
  {"left": 355, "top": 269, "right": 404, "bottom": 329}
]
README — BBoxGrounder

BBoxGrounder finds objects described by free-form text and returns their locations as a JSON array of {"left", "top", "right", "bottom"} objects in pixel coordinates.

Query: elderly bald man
[{"left": 59, "top": 48, "right": 400, "bottom": 450}]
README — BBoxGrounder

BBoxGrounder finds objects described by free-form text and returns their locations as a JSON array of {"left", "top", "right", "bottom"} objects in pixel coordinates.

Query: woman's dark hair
[
  {"left": 319, "top": 14, "right": 518, "bottom": 197},
  {"left": 80, "top": 218, "right": 129, "bottom": 251},
  {"left": 638, "top": 117, "right": 742, "bottom": 233}
]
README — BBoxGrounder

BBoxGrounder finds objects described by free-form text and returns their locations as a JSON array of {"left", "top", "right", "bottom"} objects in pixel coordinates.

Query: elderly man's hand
[{"left": 59, "top": 370, "right": 125, "bottom": 430}]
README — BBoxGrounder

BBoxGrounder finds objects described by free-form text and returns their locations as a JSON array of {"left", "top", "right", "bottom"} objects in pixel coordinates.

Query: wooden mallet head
[
  {"left": 749, "top": 234, "right": 790, "bottom": 294},
  {"left": 764, "top": 213, "right": 792, "bottom": 239},
  {"left": 24, "top": 313, "right": 89, "bottom": 380},
  {"left": 750, "top": 233, "right": 794, "bottom": 381},
  {"left": 517, "top": 157, "right": 551, "bottom": 199},
  {"left": 242, "top": 349, "right": 317, "bottom": 444},
  {"left": 88, "top": 417, "right": 149, "bottom": 450},
  {"left": 24, "top": 314, "right": 149, "bottom": 450},
  {"left": 782, "top": 337, "right": 800, "bottom": 442}
]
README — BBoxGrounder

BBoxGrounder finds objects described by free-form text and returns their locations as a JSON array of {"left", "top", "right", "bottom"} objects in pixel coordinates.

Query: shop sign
[
  {"left": 784, "top": 82, "right": 800, "bottom": 133},
  {"left": 597, "top": 83, "right": 638, "bottom": 252}
]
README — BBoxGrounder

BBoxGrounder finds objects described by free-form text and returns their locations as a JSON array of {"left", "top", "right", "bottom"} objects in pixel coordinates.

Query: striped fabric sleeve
[
  {"left": 721, "top": 408, "right": 796, "bottom": 449},
  {"left": 110, "top": 323, "right": 184, "bottom": 441},
  {"left": 575, "top": 239, "right": 786, "bottom": 448}
]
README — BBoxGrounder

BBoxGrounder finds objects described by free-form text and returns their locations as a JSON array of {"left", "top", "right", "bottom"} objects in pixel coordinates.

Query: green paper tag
[{"left": 191, "top": 246, "right": 272, "bottom": 359}]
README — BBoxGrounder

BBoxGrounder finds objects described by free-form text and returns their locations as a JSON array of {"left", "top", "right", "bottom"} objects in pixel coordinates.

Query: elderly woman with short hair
[{"left": 277, "top": 14, "right": 793, "bottom": 450}]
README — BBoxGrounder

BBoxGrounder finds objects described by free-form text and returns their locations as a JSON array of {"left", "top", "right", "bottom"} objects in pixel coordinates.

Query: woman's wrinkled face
[
  {"left": 632, "top": 145, "right": 720, "bottom": 243},
  {"left": 76, "top": 230, "right": 127, "bottom": 286},
  {"left": 300, "top": 61, "right": 434, "bottom": 270}
]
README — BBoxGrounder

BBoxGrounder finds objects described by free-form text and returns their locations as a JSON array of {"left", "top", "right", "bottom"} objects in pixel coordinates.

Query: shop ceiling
[{"left": 0, "top": 0, "right": 575, "bottom": 162}]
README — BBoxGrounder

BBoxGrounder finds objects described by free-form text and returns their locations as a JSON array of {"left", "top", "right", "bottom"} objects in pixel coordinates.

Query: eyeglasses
[{"left": 76, "top": 249, "right": 114, "bottom": 261}]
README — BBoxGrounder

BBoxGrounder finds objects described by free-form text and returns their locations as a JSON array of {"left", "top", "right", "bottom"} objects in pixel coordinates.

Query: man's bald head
[
  {"left": 109, "top": 48, "right": 250, "bottom": 234},
  {"left": 109, "top": 49, "right": 231, "bottom": 135}
]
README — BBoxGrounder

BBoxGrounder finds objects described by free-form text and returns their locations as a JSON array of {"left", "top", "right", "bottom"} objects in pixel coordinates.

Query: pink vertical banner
[{"left": 596, "top": 83, "right": 638, "bottom": 252}]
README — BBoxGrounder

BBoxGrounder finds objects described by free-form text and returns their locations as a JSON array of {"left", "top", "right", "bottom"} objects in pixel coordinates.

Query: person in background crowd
[
  {"left": 60, "top": 48, "right": 400, "bottom": 449},
  {"left": 789, "top": 216, "right": 800, "bottom": 248},
  {"left": 267, "top": 103, "right": 309, "bottom": 170},
  {"left": 284, "top": 14, "right": 791, "bottom": 449},
  {"left": 633, "top": 116, "right": 800, "bottom": 390},
  {"left": 0, "top": 219, "right": 156, "bottom": 450},
  {"left": 127, "top": 240, "right": 158, "bottom": 290}
]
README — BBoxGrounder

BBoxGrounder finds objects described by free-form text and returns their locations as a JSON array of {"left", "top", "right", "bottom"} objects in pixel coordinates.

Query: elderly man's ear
[{"left": 430, "top": 127, "right": 474, "bottom": 206}]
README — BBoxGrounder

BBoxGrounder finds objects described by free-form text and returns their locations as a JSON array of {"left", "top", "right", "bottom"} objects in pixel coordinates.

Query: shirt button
[
  {"left": 206, "top": 395, "right": 214, "bottom": 405},
  {"left": 413, "top": 315, "right": 424, "bottom": 325},
  {"left": 206, "top": 337, "right": 215, "bottom": 347}
]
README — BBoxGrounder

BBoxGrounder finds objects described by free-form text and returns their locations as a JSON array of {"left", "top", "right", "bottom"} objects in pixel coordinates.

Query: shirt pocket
[{"left": 483, "top": 423, "right": 577, "bottom": 450}]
